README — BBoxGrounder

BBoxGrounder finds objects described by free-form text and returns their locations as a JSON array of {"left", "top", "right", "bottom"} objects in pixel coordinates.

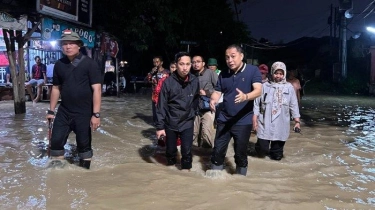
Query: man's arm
[
  {"left": 209, "top": 91, "right": 222, "bottom": 112},
  {"left": 244, "top": 82, "right": 262, "bottom": 101},
  {"left": 41, "top": 64, "right": 47, "bottom": 83},
  {"left": 92, "top": 84, "right": 101, "bottom": 113},
  {"left": 207, "top": 71, "right": 218, "bottom": 97},
  {"left": 155, "top": 81, "right": 168, "bottom": 130},
  {"left": 43, "top": 72, "right": 47, "bottom": 84},
  {"left": 6, "top": 73, "right": 10, "bottom": 84},
  {"left": 5, "top": 67, "right": 11, "bottom": 83},
  {"left": 49, "top": 86, "right": 60, "bottom": 111},
  {"left": 90, "top": 83, "right": 101, "bottom": 131}
]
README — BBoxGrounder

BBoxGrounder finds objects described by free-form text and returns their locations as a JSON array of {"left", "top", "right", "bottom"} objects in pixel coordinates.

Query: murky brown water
[{"left": 0, "top": 94, "right": 374, "bottom": 209}]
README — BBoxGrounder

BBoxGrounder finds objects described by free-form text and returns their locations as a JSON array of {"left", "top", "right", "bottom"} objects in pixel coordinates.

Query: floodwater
[{"left": 0, "top": 94, "right": 374, "bottom": 210}]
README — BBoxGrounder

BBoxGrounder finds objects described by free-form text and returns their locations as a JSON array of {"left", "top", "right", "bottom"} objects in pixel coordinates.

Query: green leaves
[{"left": 93, "top": 0, "right": 250, "bottom": 52}]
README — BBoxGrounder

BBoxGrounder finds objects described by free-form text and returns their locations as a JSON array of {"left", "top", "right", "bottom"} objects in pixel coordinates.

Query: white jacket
[{"left": 253, "top": 82, "right": 300, "bottom": 141}]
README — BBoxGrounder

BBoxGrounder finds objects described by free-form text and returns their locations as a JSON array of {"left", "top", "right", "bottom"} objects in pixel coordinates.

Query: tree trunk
[
  {"left": 2, "top": 17, "right": 42, "bottom": 114},
  {"left": 2, "top": 29, "right": 25, "bottom": 114},
  {"left": 15, "top": 30, "right": 26, "bottom": 114}
]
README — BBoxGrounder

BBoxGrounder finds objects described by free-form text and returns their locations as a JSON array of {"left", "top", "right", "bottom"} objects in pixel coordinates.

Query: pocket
[{"left": 282, "top": 89, "right": 290, "bottom": 105}]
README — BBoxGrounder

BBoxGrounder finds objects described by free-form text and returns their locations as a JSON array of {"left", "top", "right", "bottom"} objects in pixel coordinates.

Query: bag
[{"left": 200, "top": 95, "right": 211, "bottom": 111}]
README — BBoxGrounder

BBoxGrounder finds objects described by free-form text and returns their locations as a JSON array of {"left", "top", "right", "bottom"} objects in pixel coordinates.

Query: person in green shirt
[{"left": 207, "top": 58, "right": 221, "bottom": 75}]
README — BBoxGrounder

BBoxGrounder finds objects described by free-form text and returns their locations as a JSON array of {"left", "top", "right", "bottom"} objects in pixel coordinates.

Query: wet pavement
[{"left": 0, "top": 94, "right": 374, "bottom": 209}]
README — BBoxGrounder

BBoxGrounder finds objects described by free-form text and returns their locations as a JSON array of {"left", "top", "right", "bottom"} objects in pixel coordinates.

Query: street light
[{"left": 366, "top": 26, "right": 375, "bottom": 33}]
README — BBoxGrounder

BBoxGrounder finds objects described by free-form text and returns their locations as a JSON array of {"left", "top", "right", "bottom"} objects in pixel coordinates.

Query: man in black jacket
[{"left": 155, "top": 52, "right": 199, "bottom": 170}]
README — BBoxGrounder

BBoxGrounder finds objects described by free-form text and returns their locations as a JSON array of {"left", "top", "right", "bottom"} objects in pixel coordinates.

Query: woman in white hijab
[{"left": 253, "top": 61, "right": 301, "bottom": 160}]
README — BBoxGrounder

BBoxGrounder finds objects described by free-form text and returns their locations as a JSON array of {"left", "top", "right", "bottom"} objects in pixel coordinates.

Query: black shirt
[{"left": 53, "top": 53, "right": 102, "bottom": 114}]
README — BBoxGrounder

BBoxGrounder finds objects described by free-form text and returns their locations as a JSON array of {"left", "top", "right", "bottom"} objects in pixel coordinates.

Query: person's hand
[
  {"left": 235, "top": 88, "right": 246, "bottom": 104},
  {"left": 46, "top": 109, "right": 55, "bottom": 122},
  {"left": 46, "top": 114, "right": 55, "bottom": 124},
  {"left": 252, "top": 116, "right": 258, "bottom": 131},
  {"left": 199, "top": 89, "right": 206, "bottom": 95},
  {"left": 210, "top": 99, "right": 217, "bottom": 113},
  {"left": 293, "top": 122, "right": 301, "bottom": 133},
  {"left": 156, "top": 130, "right": 166, "bottom": 139},
  {"left": 91, "top": 117, "right": 100, "bottom": 131}
]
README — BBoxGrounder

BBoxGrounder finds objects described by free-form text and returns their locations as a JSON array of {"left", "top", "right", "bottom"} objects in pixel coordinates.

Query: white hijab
[{"left": 270, "top": 61, "right": 288, "bottom": 121}]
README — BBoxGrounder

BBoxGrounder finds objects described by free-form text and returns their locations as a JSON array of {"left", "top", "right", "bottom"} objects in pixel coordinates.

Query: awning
[{"left": 0, "top": 52, "right": 9, "bottom": 66}]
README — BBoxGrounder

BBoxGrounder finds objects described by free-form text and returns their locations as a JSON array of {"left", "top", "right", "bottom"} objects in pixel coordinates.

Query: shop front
[
  {"left": 94, "top": 32, "right": 120, "bottom": 96},
  {"left": 28, "top": 17, "right": 96, "bottom": 78},
  {"left": 25, "top": 17, "right": 97, "bottom": 100}
]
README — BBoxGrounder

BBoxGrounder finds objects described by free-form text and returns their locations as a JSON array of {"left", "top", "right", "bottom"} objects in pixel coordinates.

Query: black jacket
[{"left": 155, "top": 71, "right": 199, "bottom": 131}]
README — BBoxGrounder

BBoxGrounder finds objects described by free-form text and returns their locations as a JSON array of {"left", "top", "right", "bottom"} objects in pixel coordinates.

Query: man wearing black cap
[{"left": 46, "top": 29, "right": 102, "bottom": 169}]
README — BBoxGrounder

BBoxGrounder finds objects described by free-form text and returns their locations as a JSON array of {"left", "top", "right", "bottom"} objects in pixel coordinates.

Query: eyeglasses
[{"left": 192, "top": 61, "right": 202, "bottom": 64}]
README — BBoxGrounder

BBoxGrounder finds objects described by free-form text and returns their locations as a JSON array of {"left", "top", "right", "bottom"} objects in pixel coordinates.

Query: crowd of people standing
[
  {"left": 40, "top": 31, "right": 302, "bottom": 174},
  {"left": 149, "top": 44, "right": 302, "bottom": 175}
]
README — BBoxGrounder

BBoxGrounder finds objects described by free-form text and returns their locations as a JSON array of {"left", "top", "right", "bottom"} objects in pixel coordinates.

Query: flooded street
[{"left": 0, "top": 94, "right": 374, "bottom": 209}]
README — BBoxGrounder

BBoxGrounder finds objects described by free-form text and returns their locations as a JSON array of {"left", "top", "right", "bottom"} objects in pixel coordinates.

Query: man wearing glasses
[{"left": 192, "top": 55, "right": 218, "bottom": 148}]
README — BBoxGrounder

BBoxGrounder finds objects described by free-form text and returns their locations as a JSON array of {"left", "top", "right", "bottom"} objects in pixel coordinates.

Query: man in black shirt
[{"left": 46, "top": 30, "right": 102, "bottom": 169}]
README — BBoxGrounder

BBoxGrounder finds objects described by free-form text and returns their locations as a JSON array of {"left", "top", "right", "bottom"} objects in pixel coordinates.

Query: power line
[{"left": 361, "top": 0, "right": 375, "bottom": 18}]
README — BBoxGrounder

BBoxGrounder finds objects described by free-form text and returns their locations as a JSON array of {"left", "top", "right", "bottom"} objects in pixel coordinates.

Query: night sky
[{"left": 237, "top": 0, "right": 375, "bottom": 43}]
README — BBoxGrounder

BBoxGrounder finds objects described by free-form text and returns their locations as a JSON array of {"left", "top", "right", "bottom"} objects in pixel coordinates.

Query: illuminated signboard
[
  {"left": 42, "top": 17, "right": 95, "bottom": 48},
  {"left": 36, "top": 0, "right": 92, "bottom": 27}
]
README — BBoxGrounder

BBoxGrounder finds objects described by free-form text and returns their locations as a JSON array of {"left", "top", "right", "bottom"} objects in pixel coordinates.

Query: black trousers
[
  {"left": 152, "top": 101, "right": 157, "bottom": 124},
  {"left": 255, "top": 138, "right": 285, "bottom": 160},
  {"left": 211, "top": 123, "right": 252, "bottom": 168},
  {"left": 165, "top": 126, "right": 194, "bottom": 169},
  {"left": 50, "top": 106, "right": 93, "bottom": 159}
]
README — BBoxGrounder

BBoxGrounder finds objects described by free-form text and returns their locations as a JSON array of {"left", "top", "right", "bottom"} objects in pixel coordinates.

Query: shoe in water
[
  {"left": 79, "top": 159, "right": 91, "bottom": 169},
  {"left": 46, "top": 159, "right": 66, "bottom": 169}
]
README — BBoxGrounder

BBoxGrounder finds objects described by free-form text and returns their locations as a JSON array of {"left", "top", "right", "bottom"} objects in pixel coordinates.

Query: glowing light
[
  {"left": 50, "top": 41, "right": 56, "bottom": 47},
  {"left": 366, "top": 27, "right": 375, "bottom": 33}
]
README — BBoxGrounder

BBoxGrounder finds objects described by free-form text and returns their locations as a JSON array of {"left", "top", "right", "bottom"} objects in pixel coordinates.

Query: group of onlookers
[{"left": 148, "top": 44, "right": 301, "bottom": 176}]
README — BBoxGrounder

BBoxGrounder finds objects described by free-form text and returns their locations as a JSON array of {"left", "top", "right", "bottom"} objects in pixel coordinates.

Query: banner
[
  {"left": 99, "top": 32, "right": 119, "bottom": 58},
  {"left": 42, "top": 17, "right": 95, "bottom": 48},
  {"left": 0, "top": 13, "right": 27, "bottom": 31},
  {"left": 37, "top": 0, "right": 92, "bottom": 27}
]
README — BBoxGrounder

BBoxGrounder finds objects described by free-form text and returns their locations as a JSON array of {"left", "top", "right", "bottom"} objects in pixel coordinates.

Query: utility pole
[
  {"left": 341, "top": 11, "right": 347, "bottom": 79},
  {"left": 329, "top": 4, "right": 333, "bottom": 45},
  {"left": 338, "top": 0, "right": 353, "bottom": 80},
  {"left": 334, "top": 7, "right": 338, "bottom": 39}
]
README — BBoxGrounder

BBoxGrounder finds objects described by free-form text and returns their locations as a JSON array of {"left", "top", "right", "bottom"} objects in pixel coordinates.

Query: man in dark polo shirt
[
  {"left": 46, "top": 30, "right": 102, "bottom": 169},
  {"left": 208, "top": 44, "right": 262, "bottom": 176}
]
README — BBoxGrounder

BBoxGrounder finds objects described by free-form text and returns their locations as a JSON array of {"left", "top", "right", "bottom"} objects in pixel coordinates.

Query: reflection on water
[{"left": 0, "top": 95, "right": 374, "bottom": 209}]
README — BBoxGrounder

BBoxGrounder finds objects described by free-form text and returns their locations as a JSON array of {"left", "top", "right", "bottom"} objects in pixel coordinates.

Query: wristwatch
[{"left": 92, "top": 112, "right": 100, "bottom": 118}]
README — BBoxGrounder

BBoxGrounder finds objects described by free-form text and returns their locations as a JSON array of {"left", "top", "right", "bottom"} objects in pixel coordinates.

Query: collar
[
  {"left": 173, "top": 71, "right": 190, "bottom": 83},
  {"left": 228, "top": 62, "right": 246, "bottom": 74},
  {"left": 199, "top": 68, "right": 207, "bottom": 76},
  {"left": 71, "top": 53, "right": 84, "bottom": 67}
]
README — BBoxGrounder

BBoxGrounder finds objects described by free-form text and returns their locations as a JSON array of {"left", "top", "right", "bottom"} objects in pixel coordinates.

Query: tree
[
  {"left": 1, "top": 0, "right": 41, "bottom": 114},
  {"left": 93, "top": 0, "right": 251, "bottom": 74}
]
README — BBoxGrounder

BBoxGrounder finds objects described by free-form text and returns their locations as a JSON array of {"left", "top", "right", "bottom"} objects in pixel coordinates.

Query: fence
[{"left": 0, "top": 67, "right": 5, "bottom": 83}]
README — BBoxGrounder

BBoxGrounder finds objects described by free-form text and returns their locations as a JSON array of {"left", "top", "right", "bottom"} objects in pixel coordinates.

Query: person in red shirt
[{"left": 26, "top": 56, "right": 47, "bottom": 103}]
